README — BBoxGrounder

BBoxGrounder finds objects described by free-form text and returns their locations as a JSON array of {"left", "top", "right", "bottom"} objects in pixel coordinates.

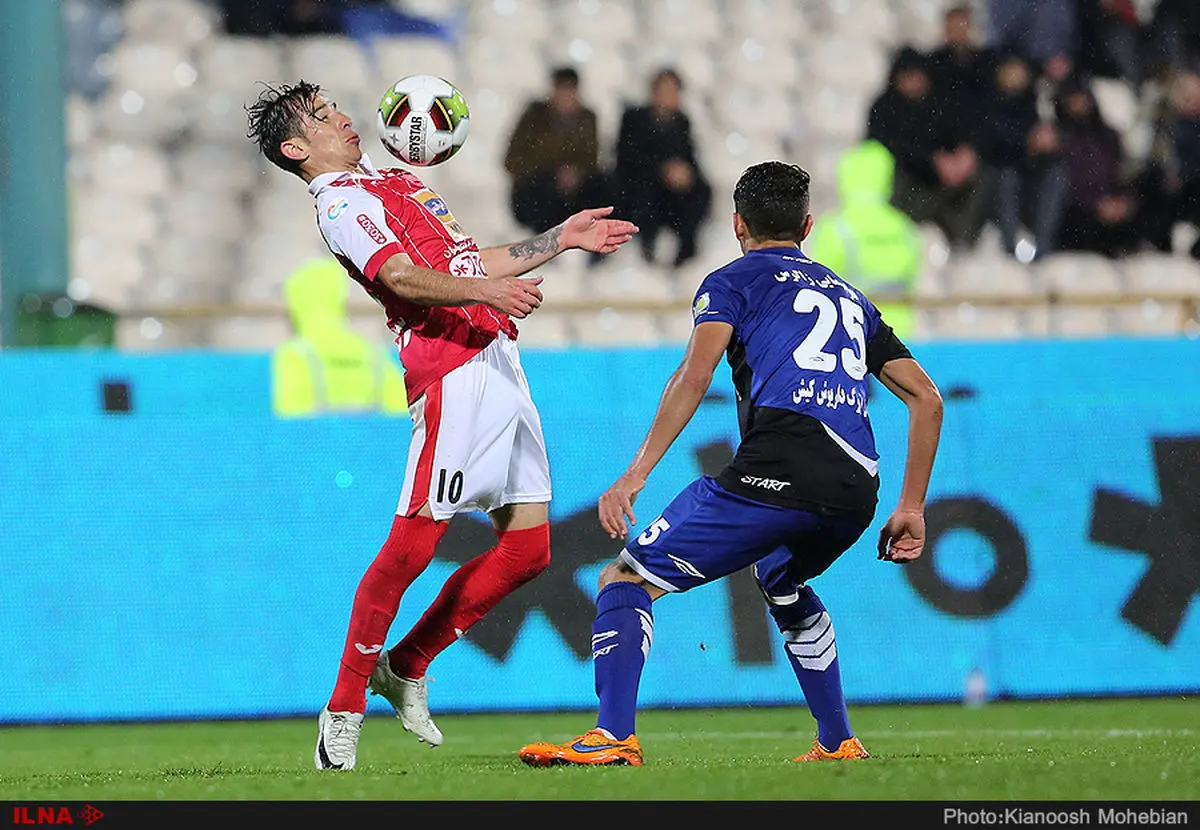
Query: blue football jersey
[{"left": 693, "top": 246, "right": 909, "bottom": 520}]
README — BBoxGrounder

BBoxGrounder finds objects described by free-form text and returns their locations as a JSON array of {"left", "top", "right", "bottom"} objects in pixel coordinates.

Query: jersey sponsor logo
[
  {"left": 411, "top": 188, "right": 468, "bottom": 241},
  {"left": 356, "top": 213, "right": 388, "bottom": 245},
  {"left": 740, "top": 475, "right": 792, "bottom": 492},
  {"left": 326, "top": 198, "right": 350, "bottom": 220}
]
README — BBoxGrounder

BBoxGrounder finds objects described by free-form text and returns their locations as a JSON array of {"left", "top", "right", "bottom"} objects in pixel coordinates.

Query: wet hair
[
  {"left": 245, "top": 80, "right": 323, "bottom": 177},
  {"left": 733, "top": 161, "right": 811, "bottom": 241}
]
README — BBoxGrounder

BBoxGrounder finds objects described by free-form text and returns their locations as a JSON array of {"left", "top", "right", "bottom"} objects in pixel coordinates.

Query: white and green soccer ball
[{"left": 376, "top": 74, "right": 470, "bottom": 167}]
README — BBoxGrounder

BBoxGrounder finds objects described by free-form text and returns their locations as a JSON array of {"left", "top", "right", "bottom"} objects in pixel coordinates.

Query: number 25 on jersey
[{"left": 791, "top": 288, "right": 867, "bottom": 381}]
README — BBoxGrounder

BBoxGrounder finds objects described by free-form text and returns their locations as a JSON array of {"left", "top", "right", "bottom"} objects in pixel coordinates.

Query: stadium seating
[{"left": 57, "top": 0, "right": 1200, "bottom": 351}]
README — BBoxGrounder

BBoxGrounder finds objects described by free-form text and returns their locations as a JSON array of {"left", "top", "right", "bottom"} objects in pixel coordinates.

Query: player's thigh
[
  {"left": 753, "top": 516, "right": 870, "bottom": 600},
  {"left": 494, "top": 337, "right": 552, "bottom": 510},
  {"left": 396, "top": 357, "right": 521, "bottom": 520},
  {"left": 490, "top": 501, "right": 548, "bottom": 533},
  {"left": 619, "top": 477, "right": 808, "bottom": 594}
]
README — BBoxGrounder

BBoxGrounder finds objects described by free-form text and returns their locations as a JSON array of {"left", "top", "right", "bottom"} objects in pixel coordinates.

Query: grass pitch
[{"left": 0, "top": 698, "right": 1195, "bottom": 801}]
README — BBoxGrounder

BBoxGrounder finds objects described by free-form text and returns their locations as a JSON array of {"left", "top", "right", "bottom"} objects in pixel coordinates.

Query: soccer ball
[{"left": 376, "top": 75, "right": 470, "bottom": 167}]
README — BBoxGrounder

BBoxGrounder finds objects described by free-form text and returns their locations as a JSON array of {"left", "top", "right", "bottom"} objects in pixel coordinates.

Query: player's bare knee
[{"left": 597, "top": 558, "right": 642, "bottom": 591}]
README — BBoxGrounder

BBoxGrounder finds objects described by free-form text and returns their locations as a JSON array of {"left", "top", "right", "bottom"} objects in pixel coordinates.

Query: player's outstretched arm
[
  {"left": 376, "top": 252, "right": 543, "bottom": 318},
  {"left": 875, "top": 357, "right": 944, "bottom": 563},
  {"left": 480, "top": 207, "right": 638, "bottom": 279},
  {"left": 598, "top": 321, "right": 732, "bottom": 540}
]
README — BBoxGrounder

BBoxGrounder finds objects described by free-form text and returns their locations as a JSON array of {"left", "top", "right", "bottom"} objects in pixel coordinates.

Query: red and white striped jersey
[{"left": 309, "top": 154, "right": 517, "bottom": 405}]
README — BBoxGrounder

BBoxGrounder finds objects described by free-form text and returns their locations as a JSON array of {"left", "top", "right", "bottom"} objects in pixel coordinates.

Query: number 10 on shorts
[{"left": 437, "top": 469, "right": 464, "bottom": 504}]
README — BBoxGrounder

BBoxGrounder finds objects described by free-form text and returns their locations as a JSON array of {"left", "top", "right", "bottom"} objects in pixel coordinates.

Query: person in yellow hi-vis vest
[
  {"left": 806, "top": 140, "right": 924, "bottom": 341},
  {"left": 271, "top": 257, "right": 409, "bottom": 417}
]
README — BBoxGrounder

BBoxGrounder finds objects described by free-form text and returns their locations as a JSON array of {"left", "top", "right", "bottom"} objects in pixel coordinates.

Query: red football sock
[
  {"left": 388, "top": 522, "right": 551, "bottom": 679},
  {"left": 327, "top": 513, "right": 448, "bottom": 713}
]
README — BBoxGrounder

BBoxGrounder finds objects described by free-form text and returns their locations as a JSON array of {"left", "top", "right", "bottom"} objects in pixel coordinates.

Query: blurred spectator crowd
[
  {"left": 865, "top": 0, "right": 1200, "bottom": 263},
  {"left": 56, "top": 0, "right": 1200, "bottom": 351}
]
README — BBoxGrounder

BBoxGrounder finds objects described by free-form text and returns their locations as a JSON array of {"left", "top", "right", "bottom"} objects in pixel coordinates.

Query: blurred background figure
[
  {"left": 985, "top": 0, "right": 1079, "bottom": 87},
  {"left": 1143, "top": 70, "right": 1200, "bottom": 259},
  {"left": 978, "top": 52, "right": 1069, "bottom": 261},
  {"left": 271, "top": 258, "right": 408, "bottom": 418},
  {"left": 867, "top": 46, "right": 988, "bottom": 252},
  {"left": 1053, "top": 77, "right": 1145, "bottom": 258},
  {"left": 1146, "top": 0, "right": 1200, "bottom": 82},
  {"left": 1076, "top": 0, "right": 1148, "bottom": 89},
  {"left": 503, "top": 66, "right": 610, "bottom": 248},
  {"left": 928, "top": 5, "right": 997, "bottom": 121},
  {"left": 613, "top": 68, "right": 712, "bottom": 269},
  {"left": 217, "top": 0, "right": 349, "bottom": 36},
  {"left": 806, "top": 140, "right": 923, "bottom": 341}
]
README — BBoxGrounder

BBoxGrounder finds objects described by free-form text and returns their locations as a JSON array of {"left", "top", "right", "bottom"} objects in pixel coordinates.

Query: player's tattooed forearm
[{"left": 508, "top": 225, "right": 562, "bottom": 260}]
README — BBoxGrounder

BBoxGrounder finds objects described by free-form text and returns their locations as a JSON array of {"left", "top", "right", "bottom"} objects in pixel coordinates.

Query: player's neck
[
  {"left": 741, "top": 239, "right": 800, "bottom": 254},
  {"left": 301, "top": 160, "right": 364, "bottom": 184}
]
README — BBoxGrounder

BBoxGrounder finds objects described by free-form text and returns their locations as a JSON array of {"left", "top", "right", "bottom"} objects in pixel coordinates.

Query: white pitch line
[{"left": 639, "top": 728, "right": 1196, "bottom": 741}]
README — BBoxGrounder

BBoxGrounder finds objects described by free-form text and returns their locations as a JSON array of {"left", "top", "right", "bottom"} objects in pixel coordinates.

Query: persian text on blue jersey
[{"left": 693, "top": 247, "right": 910, "bottom": 524}]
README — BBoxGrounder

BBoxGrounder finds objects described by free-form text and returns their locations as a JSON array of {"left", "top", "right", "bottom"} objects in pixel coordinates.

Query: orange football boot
[
  {"left": 793, "top": 736, "right": 871, "bottom": 762},
  {"left": 519, "top": 729, "right": 644, "bottom": 767}
]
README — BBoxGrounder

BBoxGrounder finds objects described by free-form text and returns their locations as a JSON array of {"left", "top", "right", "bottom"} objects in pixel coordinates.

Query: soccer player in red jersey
[{"left": 247, "top": 81, "right": 637, "bottom": 770}]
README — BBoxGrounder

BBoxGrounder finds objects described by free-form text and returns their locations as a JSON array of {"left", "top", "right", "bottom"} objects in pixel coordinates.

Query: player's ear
[
  {"left": 280, "top": 137, "right": 309, "bottom": 164},
  {"left": 733, "top": 213, "right": 748, "bottom": 241},
  {"left": 800, "top": 214, "right": 814, "bottom": 242}
]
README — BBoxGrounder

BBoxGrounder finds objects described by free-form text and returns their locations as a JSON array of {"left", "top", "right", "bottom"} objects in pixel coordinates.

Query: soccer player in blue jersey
[{"left": 518, "top": 161, "right": 944, "bottom": 766}]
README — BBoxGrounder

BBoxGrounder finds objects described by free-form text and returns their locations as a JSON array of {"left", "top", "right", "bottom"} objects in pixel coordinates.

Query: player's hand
[
  {"left": 598, "top": 471, "right": 646, "bottom": 541},
  {"left": 877, "top": 509, "right": 925, "bottom": 563},
  {"left": 560, "top": 206, "right": 638, "bottom": 255},
  {"left": 481, "top": 275, "right": 543, "bottom": 318}
]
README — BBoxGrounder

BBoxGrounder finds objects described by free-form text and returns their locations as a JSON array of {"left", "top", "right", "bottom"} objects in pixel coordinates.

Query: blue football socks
[
  {"left": 592, "top": 581, "right": 654, "bottom": 741},
  {"left": 771, "top": 586, "right": 853, "bottom": 750}
]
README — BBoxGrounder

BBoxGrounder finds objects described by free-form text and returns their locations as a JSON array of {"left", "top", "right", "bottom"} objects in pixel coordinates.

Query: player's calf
[{"left": 767, "top": 586, "right": 857, "bottom": 754}]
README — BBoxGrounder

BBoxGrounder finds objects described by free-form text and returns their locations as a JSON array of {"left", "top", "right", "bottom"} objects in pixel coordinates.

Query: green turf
[{"left": 0, "top": 698, "right": 1195, "bottom": 800}]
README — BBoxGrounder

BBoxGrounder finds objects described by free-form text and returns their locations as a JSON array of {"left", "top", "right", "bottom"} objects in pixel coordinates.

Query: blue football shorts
[{"left": 619, "top": 476, "right": 868, "bottom": 598}]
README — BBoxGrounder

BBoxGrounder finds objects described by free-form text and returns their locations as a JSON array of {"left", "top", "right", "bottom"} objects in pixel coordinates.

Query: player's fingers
[
  {"left": 599, "top": 496, "right": 623, "bottom": 539},
  {"left": 877, "top": 526, "right": 891, "bottom": 558},
  {"left": 586, "top": 206, "right": 615, "bottom": 219},
  {"left": 524, "top": 275, "right": 544, "bottom": 286}
]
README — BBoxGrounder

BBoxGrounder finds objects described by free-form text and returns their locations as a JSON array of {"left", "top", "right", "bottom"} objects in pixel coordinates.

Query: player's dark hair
[
  {"left": 733, "top": 161, "right": 811, "bottom": 241},
  {"left": 945, "top": 4, "right": 973, "bottom": 20},
  {"left": 551, "top": 66, "right": 580, "bottom": 88},
  {"left": 245, "top": 80, "right": 323, "bottom": 177}
]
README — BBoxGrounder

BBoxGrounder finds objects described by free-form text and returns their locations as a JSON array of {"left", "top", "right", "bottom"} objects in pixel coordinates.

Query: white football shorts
[{"left": 397, "top": 332, "right": 552, "bottom": 520}]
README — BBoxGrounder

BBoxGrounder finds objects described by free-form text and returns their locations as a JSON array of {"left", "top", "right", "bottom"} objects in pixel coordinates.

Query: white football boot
[
  {"left": 368, "top": 653, "right": 444, "bottom": 746},
  {"left": 314, "top": 707, "right": 364, "bottom": 770}
]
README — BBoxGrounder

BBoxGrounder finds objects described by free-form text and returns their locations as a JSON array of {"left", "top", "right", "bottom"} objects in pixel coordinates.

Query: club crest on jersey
[
  {"left": 411, "top": 188, "right": 467, "bottom": 241},
  {"left": 326, "top": 198, "right": 350, "bottom": 220}
]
